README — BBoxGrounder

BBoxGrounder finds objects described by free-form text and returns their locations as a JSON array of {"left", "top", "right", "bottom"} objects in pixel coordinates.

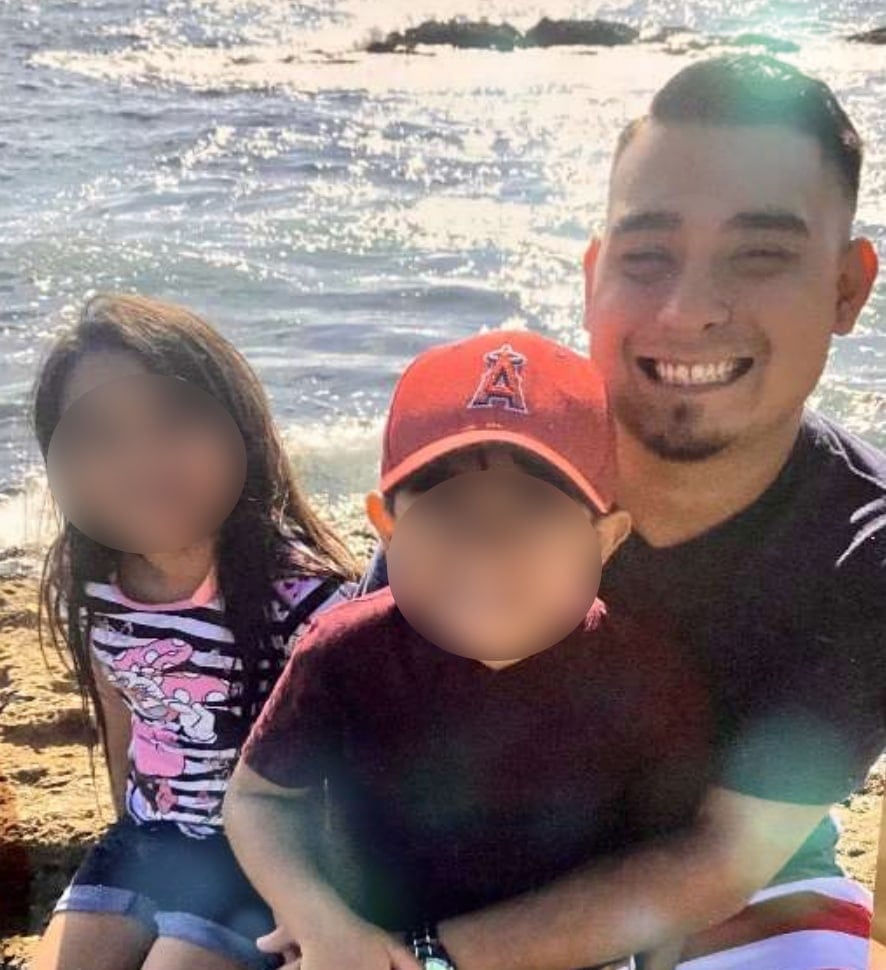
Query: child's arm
[
  {"left": 224, "top": 762, "right": 420, "bottom": 970},
  {"left": 224, "top": 609, "right": 420, "bottom": 970},
  {"left": 90, "top": 655, "right": 131, "bottom": 817}
]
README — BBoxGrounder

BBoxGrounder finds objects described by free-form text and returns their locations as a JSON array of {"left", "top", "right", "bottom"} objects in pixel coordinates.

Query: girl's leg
[
  {"left": 141, "top": 911, "right": 281, "bottom": 970},
  {"left": 32, "top": 910, "right": 155, "bottom": 970},
  {"left": 134, "top": 828, "right": 283, "bottom": 970},
  {"left": 141, "top": 937, "right": 248, "bottom": 970}
]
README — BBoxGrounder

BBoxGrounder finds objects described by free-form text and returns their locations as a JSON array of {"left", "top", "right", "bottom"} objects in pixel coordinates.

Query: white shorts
[{"left": 675, "top": 876, "right": 873, "bottom": 970}]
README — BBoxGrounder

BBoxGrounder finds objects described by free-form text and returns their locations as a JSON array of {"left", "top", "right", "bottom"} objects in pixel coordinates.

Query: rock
[
  {"left": 367, "top": 19, "right": 522, "bottom": 53},
  {"left": 0, "top": 545, "right": 27, "bottom": 560},
  {"left": 848, "top": 26, "right": 886, "bottom": 44},
  {"left": 664, "top": 36, "right": 716, "bottom": 54},
  {"left": 367, "top": 31, "right": 404, "bottom": 53},
  {"left": 409, "top": 19, "right": 522, "bottom": 50},
  {"left": 10, "top": 766, "right": 47, "bottom": 785},
  {"left": 0, "top": 606, "right": 38, "bottom": 628},
  {"left": 641, "top": 25, "right": 696, "bottom": 44},
  {"left": 642, "top": 26, "right": 712, "bottom": 55},
  {"left": 523, "top": 17, "right": 639, "bottom": 48},
  {"left": 730, "top": 32, "right": 800, "bottom": 53},
  {"left": 3, "top": 708, "right": 96, "bottom": 749},
  {"left": 0, "top": 546, "right": 39, "bottom": 580}
]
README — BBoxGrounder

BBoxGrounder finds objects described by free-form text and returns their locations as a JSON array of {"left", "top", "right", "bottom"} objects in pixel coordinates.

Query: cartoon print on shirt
[
  {"left": 128, "top": 766, "right": 178, "bottom": 820},
  {"left": 274, "top": 576, "right": 315, "bottom": 613},
  {"left": 103, "top": 637, "right": 230, "bottom": 817},
  {"left": 85, "top": 566, "right": 351, "bottom": 835}
]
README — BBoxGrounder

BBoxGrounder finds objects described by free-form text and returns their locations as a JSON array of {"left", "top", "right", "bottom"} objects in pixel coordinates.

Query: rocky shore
[{"left": 366, "top": 15, "right": 886, "bottom": 54}]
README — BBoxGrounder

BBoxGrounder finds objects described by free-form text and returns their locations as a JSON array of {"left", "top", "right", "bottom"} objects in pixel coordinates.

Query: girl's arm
[
  {"left": 90, "top": 655, "right": 131, "bottom": 817},
  {"left": 224, "top": 760, "right": 420, "bottom": 970}
]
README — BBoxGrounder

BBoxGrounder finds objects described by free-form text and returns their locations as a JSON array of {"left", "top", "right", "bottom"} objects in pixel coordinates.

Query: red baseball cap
[{"left": 380, "top": 329, "right": 616, "bottom": 513}]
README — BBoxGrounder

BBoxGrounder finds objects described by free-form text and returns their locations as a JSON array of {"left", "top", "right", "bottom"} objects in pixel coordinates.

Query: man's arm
[
  {"left": 437, "top": 786, "right": 830, "bottom": 970},
  {"left": 224, "top": 608, "right": 420, "bottom": 970}
]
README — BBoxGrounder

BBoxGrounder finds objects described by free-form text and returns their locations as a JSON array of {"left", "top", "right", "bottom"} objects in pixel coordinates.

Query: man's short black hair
[
  {"left": 382, "top": 442, "right": 595, "bottom": 516},
  {"left": 615, "top": 54, "right": 863, "bottom": 208}
]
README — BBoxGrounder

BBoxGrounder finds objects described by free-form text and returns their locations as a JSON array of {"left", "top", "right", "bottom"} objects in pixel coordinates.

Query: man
[{"left": 268, "top": 54, "right": 885, "bottom": 969}]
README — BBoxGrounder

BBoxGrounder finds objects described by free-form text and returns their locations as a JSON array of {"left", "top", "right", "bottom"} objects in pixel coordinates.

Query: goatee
[{"left": 615, "top": 398, "right": 732, "bottom": 462}]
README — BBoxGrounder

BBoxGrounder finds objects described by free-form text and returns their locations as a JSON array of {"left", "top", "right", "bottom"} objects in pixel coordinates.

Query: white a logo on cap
[{"left": 468, "top": 343, "right": 528, "bottom": 414}]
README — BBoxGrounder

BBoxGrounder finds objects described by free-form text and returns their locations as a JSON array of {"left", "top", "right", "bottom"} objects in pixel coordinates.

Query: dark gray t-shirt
[{"left": 359, "top": 409, "right": 886, "bottom": 882}]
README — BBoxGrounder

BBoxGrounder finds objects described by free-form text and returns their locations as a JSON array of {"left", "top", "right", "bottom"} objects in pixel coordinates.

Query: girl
[{"left": 30, "top": 293, "right": 360, "bottom": 970}]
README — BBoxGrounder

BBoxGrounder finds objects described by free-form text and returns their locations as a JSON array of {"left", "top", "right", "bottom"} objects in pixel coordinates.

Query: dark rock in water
[
  {"left": 408, "top": 19, "right": 521, "bottom": 50},
  {"left": 365, "top": 18, "right": 802, "bottom": 55},
  {"left": 848, "top": 26, "right": 886, "bottom": 44},
  {"left": 368, "top": 19, "right": 522, "bottom": 52},
  {"left": 730, "top": 32, "right": 800, "bottom": 53},
  {"left": 642, "top": 26, "right": 712, "bottom": 54},
  {"left": 367, "top": 32, "right": 404, "bottom": 53},
  {"left": 674, "top": 36, "right": 717, "bottom": 53},
  {"left": 523, "top": 17, "right": 639, "bottom": 48},
  {"left": 641, "top": 25, "right": 697, "bottom": 44}
]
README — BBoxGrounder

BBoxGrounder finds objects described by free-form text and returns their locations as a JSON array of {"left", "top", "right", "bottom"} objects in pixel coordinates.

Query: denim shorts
[{"left": 53, "top": 814, "right": 282, "bottom": 969}]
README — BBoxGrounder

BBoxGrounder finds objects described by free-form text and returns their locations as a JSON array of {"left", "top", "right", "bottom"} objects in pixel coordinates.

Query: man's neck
[{"left": 616, "top": 412, "right": 805, "bottom": 549}]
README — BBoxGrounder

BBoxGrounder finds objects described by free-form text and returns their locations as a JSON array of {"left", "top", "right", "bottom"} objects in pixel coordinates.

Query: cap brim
[{"left": 380, "top": 428, "right": 611, "bottom": 515}]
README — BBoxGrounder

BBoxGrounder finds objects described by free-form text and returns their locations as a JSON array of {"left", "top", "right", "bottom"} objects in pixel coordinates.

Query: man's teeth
[{"left": 653, "top": 360, "right": 740, "bottom": 386}]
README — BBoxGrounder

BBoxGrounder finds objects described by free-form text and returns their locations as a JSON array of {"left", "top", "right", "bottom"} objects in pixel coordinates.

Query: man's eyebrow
[
  {"left": 611, "top": 210, "right": 682, "bottom": 234},
  {"left": 724, "top": 209, "right": 810, "bottom": 235}
]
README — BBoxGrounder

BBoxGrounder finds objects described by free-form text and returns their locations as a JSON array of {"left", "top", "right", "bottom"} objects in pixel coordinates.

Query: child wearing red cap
[{"left": 224, "top": 330, "right": 712, "bottom": 970}]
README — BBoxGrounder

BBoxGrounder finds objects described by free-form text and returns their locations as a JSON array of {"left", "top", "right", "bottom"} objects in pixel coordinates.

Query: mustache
[{"left": 626, "top": 340, "right": 769, "bottom": 361}]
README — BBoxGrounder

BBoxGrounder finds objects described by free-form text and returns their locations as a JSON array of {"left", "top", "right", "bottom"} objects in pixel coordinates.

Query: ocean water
[{"left": 1, "top": 0, "right": 884, "bottom": 540}]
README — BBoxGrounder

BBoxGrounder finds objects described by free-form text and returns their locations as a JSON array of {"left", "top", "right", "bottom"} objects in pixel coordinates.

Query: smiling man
[{"left": 340, "top": 55, "right": 886, "bottom": 970}]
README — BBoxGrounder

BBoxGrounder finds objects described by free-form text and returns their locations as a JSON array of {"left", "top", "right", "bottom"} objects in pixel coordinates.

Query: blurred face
[
  {"left": 384, "top": 449, "right": 627, "bottom": 665},
  {"left": 585, "top": 121, "right": 875, "bottom": 461},
  {"left": 47, "top": 350, "right": 247, "bottom": 553}
]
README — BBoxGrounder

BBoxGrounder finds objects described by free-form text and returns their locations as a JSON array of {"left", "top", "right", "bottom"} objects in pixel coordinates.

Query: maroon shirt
[{"left": 241, "top": 587, "right": 713, "bottom": 928}]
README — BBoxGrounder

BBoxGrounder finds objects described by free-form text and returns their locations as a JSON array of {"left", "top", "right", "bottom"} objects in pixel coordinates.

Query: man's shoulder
[
  {"left": 803, "top": 409, "right": 886, "bottom": 494},
  {"left": 800, "top": 410, "right": 886, "bottom": 575}
]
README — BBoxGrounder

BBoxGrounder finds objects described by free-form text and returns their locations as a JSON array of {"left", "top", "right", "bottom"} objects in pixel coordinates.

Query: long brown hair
[{"left": 32, "top": 293, "right": 359, "bottom": 790}]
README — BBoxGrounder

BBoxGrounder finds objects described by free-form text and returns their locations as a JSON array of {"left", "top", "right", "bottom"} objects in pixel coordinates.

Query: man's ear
[
  {"left": 834, "top": 237, "right": 878, "bottom": 336},
  {"left": 595, "top": 508, "right": 631, "bottom": 565},
  {"left": 365, "top": 490, "right": 395, "bottom": 548},
  {"left": 582, "top": 236, "right": 602, "bottom": 335}
]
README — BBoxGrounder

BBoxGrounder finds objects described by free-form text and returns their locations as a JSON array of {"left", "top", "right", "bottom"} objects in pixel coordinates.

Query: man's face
[{"left": 586, "top": 121, "right": 860, "bottom": 461}]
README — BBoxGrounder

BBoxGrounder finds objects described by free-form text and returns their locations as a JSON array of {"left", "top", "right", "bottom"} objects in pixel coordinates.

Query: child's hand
[
  {"left": 257, "top": 923, "right": 300, "bottom": 962},
  {"left": 258, "top": 915, "right": 421, "bottom": 970},
  {"left": 300, "top": 924, "right": 421, "bottom": 970}
]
